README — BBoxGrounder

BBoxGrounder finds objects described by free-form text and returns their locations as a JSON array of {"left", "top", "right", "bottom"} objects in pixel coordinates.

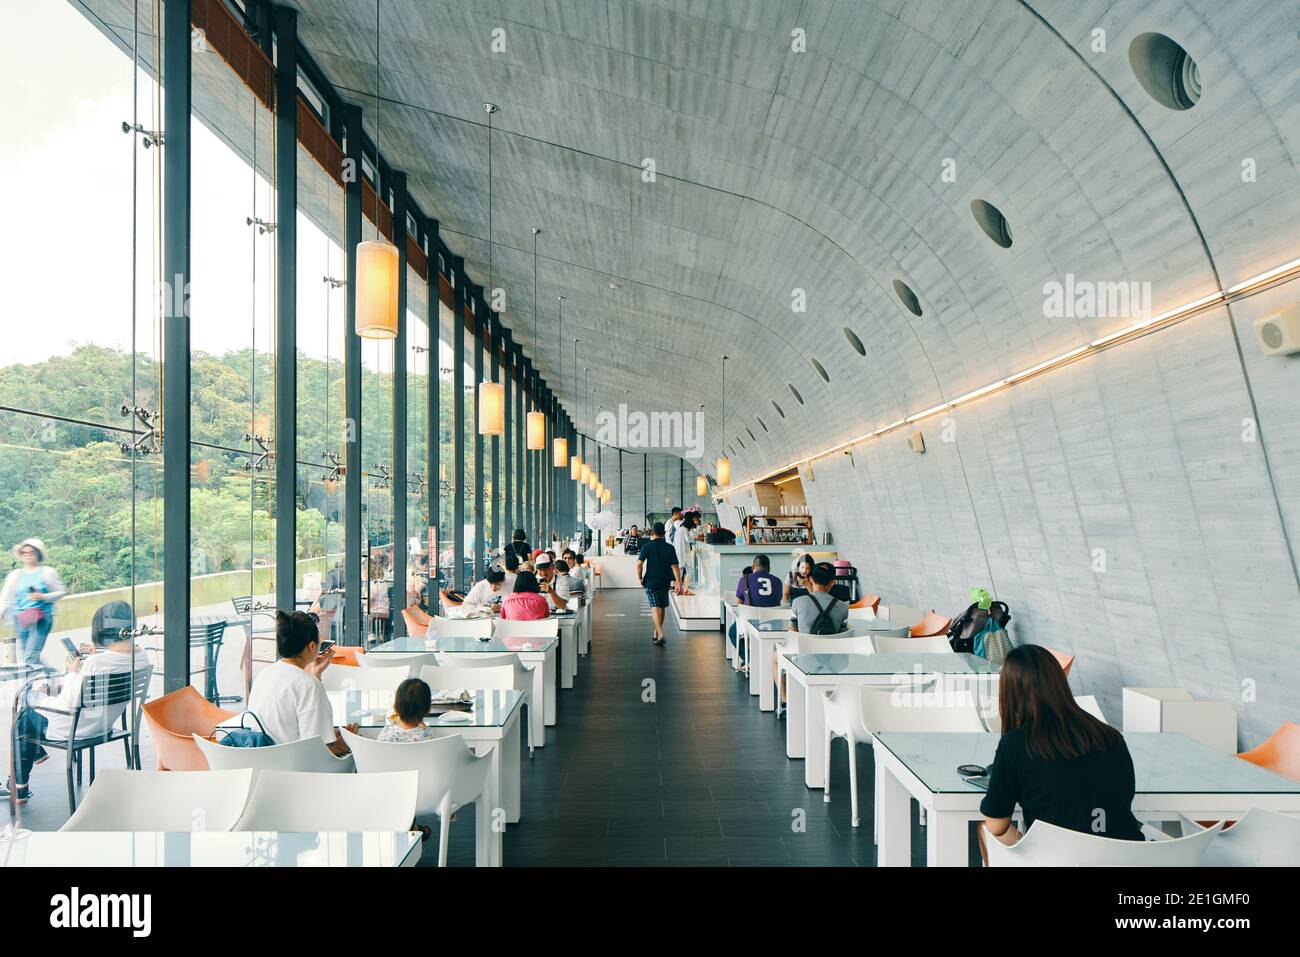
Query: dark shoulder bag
[{"left": 807, "top": 593, "right": 843, "bottom": 635}]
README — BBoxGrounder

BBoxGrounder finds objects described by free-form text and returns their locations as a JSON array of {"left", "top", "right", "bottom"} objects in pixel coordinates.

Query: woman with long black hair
[{"left": 980, "top": 644, "right": 1143, "bottom": 856}]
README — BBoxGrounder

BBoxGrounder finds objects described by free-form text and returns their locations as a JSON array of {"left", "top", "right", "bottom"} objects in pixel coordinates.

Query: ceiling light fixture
[
  {"left": 355, "top": 0, "right": 398, "bottom": 339},
  {"left": 526, "top": 227, "right": 546, "bottom": 450},
  {"left": 477, "top": 102, "right": 504, "bottom": 435}
]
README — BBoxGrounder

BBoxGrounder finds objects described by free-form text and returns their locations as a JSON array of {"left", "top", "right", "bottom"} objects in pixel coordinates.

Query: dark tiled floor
[{"left": 433, "top": 587, "right": 941, "bottom": 867}]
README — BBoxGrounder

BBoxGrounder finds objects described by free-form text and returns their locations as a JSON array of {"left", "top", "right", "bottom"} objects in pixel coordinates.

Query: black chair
[
  {"left": 28, "top": 663, "right": 153, "bottom": 813},
  {"left": 189, "top": 620, "right": 240, "bottom": 706},
  {"left": 833, "top": 564, "right": 861, "bottom": 603}
]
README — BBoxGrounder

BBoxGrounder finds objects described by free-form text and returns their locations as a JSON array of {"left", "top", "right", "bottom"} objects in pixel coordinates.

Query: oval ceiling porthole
[
  {"left": 771, "top": 400, "right": 785, "bottom": 419},
  {"left": 971, "top": 199, "right": 1013, "bottom": 248},
  {"left": 893, "top": 279, "right": 923, "bottom": 317},
  {"left": 1129, "top": 33, "right": 1202, "bottom": 110},
  {"left": 843, "top": 327, "right": 866, "bottom": 356},
  {"left": 788, "top": 383, "right": 805, "bottom": 405},
  {"left": 757, "top": 416, "right": 769, "bottom": 433},
  {"left": 810, "top": 357, "right": 831, "bottom": 382}
]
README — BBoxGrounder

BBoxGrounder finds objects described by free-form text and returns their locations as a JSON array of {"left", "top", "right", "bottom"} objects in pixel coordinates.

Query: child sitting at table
[{"left": 378, "top": 677, "right": 441, "bottom": 742}]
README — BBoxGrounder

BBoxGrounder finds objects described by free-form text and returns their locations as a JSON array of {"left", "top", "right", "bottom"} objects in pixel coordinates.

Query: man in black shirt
[{"left": 636, "top": 522, "right": 681, "bottom": 646}]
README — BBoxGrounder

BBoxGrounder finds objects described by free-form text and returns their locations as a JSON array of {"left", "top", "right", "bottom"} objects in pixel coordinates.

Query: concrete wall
[{"left": 800, "top": 282, "right": 1300, "bottom": 748}]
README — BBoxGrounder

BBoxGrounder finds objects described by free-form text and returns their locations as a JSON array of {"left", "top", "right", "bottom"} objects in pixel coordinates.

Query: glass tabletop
[
  {"left": 789, "top": 652, "right": 996, "bottom": 676},
  {"left": 875, "top": 732, "right": 1300, "bottom": 795},
  {"left": 329, "top": 688, "right": 524, "bottom": 729},
  {"left": 14, "top": 831, "right": 420, "bottom": 867},
  {"left": 372, "top": 635, "right": 557, "bottom": 654}
]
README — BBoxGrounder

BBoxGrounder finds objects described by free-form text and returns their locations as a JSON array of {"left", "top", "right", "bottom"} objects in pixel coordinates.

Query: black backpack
[
  {"left": 806, "top": 593, "right": 844, "bottom": 635},
  {"left": 947, "top": 600, "right": 1010, "bottom": 652}
]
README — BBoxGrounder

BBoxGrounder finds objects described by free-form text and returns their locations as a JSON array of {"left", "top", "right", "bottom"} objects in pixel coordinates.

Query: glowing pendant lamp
[
  {"left": 716, "top": 354, "right": 731, "bottom": 486},
  {"left": 526, "top": 226, "right": 546, "bottom": 450},
  {"left": 478, "top": 381, "right": 504, "bottom": 435},
  {"left": 601, "top": 488, "right": 611, "bottom": 504},
  {"left": 580, "top": 462, "right": 591, "bottom": 484},
  {"left": 476, "top": 102, "right": 504, "bottom": 434},
  {"left": 552, "top": 296, "right": 568, "bottom": 467},
  {"left": 569, "top": 339, "right": 582, "bottom": 478},
  {"left": 696, "top": 474, "right": 708, "bottom": 496},
  {"left": 355, "top": 3, "right": 397, "bottom": 340}
]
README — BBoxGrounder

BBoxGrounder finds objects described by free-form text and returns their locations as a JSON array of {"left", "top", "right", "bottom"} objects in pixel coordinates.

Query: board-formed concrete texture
[{"left": 82, "top": 0, "right": 1299, "bottom": 745}]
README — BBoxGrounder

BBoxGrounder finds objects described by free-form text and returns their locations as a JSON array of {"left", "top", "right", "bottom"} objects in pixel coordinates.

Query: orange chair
[
  {"left": 910, "top": 611, "right": 951, "bottom": 637},
  {"left": 439, "top": 589, "right": 463, "bottom": 615},
  {"left": 331, "top": 646, "right": 365, "bottom": 667},
  {"left": 849, "top": 593, "right": 881, "bottom": 612},
  {"left": 1048, "top": 648, "right": 1075, "bottom": 678},
  {"left": 141, "top": 685, "right": 238, "bottom": 771},
  {"left": 1238, "top": 721, "right": 1300, "bottom": 782},
  {"left": 401, "top": 605, "right": 431, "bottom": 636}
]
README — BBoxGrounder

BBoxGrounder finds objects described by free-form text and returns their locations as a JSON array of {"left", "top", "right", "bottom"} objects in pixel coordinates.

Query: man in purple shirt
[
  {"left": 731, "top": 554, "right": 782, "bottom": 668},
  {"left": 735, "top": 554, "right": 782, "bottom": 607}
]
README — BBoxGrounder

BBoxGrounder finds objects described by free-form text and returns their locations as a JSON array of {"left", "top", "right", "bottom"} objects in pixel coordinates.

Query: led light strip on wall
[{"left": 717, "top": 255, "right": 1300, "bottom": 499}]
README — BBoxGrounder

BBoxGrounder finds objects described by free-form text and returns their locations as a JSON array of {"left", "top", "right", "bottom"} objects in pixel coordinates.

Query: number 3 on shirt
[{"left": 757, "top": 578, "right": 772, "bottom": 597}]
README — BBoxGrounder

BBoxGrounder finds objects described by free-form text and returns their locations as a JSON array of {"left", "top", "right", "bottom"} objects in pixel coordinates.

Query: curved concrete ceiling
[{"left": 286, "top": 0, "right": 1299, "bottom": 482}]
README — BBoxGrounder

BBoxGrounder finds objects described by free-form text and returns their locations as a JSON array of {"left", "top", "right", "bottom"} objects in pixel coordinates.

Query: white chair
[
  {"left": 418, "top": 664, "right": 515, "bottom": 695},
  {"left": 825, "top": 687, "right": 983, "bottom": 828},
  {"left": 233, "top": 769, "right": 419, "bottom": 832},
  {"left": 494, "top": 618, "right": 559, "bottom": 640},
  {"left": 194, "top": 734, "right": 355, "bottom": 773},
  {"left": 847, "top": 607, "right": 877, "bottom": 621},
  {"left": 356, "top": 650, "right": 439, "bottom": 677},
  {"left": 436, "top": 652, "right": 538, "bottom": 755},
  {"left": 871, "top": 635, "right": 952, "bottom": 655},
  {"left": 1073, "top": 694, "right": 1107, "bottom": 723},
  {"left": 60, "top": 768, "right": 254, "bottom": 832},
  {"left": 342, "top": 730, "right": 492, "bottom": 866},
  {"left": 1177, "top": 808, "right": 1300, "bottom": 866},
  {"left": 880, "top": 605, "right": 923, "bottom": 627},
  {"left": 986, "top": 819, "right": 1221, "bottom": 866},
  {"left": 977, "top": 693, "right": 1106, "bottom": 734},
  {"left": 772, "top": 633, "right": 872, "bottom": 718},
  {"left": 321, "top": 666, "right": 407, "bottom": 693},
  {"left": 430, "top": 615, "right": 494, "bottom": 639}
]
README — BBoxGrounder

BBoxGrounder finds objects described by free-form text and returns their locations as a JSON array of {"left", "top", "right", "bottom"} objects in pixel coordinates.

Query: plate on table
[{"left": 434, "top": 709, "right": 474, "bottom": 723}]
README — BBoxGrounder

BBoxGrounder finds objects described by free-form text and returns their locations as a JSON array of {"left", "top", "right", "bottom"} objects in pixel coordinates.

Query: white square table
[
  {"left": 373, "top": 633, "right": 558, "bottom": 737},
  {"left": 9, "top": 830, "right": 422, "bottom": 867},
  {"left": 873, "top": 730, "right": 1300, "bottom": 867},
  {"left": 330, "top": 687, "right": 524, "bottom": 866},
  {"left": 782, "top": 652, "right": 996, "bottom": 788}
]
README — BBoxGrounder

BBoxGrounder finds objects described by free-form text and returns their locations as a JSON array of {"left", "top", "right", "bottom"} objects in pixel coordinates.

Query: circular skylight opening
[
  {"left": 1129, "top": 33, "right": 1201, "bottom": 110},
  {"left": 971, "top": 199, "right": 1013, "bottom": 248},
  {"left": 788, "top": 383, "right": 804, "bottom": 405},
  {"left": 771, "top": 400, "right": 785, "bottom": 419},
  {"left": 893, "top": 279, "right": 923, "bottom": 317},
  {"left": 810, "top": 357, "right": 830, "bottom": 382},
  {"left": 843, "top": 327, "right": 866, "bottom": 355}
]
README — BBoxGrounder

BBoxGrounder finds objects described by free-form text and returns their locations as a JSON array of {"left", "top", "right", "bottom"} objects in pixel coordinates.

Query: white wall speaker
[
  {"left": 907, "top": 431, "right": 925, "bottom": 453},
  {"left": 1254, "top": 303, "right": 1300, "bottom": 356}
]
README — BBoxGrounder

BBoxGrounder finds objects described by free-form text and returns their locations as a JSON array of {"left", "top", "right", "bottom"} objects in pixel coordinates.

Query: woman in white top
[
  {"left": 10, "top": 601, "right": 146, "bottom": 803},
  {"left": 245, "top": 611, "right": 356, "bottom": 752},
  {"left": 1, "top": 537, "right": 67, "bottom": 668},
  {"left": 670, "top": 515, "right": 696, "bottom": 593}
]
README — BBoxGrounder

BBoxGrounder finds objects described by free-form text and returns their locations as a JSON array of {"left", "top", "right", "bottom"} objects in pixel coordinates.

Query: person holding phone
[
  {"left": 243, "top": 610, "right": 357, "bottom": 754},
  {"left": 1, "top": 538, "right": 67, "bottom": 668},
  {"left": 8, "top": 601, "right": 139, "bottom": 803}
]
